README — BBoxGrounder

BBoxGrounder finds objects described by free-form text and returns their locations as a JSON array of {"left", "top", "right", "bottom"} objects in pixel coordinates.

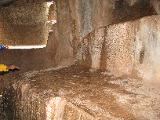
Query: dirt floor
[{"left": 1, "top": 65, "right": 160, "bottom": 120}]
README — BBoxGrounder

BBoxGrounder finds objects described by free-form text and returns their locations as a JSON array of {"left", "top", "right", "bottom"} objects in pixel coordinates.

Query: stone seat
[{"left": 2, "top": 65, "right": 160, "bottom": 120}]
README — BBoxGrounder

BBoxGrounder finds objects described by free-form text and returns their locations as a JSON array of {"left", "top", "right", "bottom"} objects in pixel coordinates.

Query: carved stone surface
[
  {"left": 0, "top": 2, "right": 49, "bottom": 45},
  {"left": 2, "top": 65, "right": 160, "bottom": 120}
]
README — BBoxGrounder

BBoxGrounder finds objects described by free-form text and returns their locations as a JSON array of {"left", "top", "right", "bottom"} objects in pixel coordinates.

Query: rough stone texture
[
  {"left": 151, "top": 0, "right": 160, "bottom": 14},
  {"left": 0, "top": 2, "right": 159, "bottom": 77},
  {"left": 0, "top": 24, "right": 58, "bottom": 72},
  {"left": 55, "top": 0, "right": 75, "bottom": 66},
  {"left": 0, "top": 1, "right": 160, "bottom": 120},
  {"left": 135, "top": 16, "right": 160, "bottom": 81},
  {"left": 2, "top": 65, "right": 160, "bottom": 120},
  {"left": 56, "top": 0, "right": 156, "bottom": 39},
  {"left": 76, "top": 15, "right": 160, "bottom": 78},
  {"left": 104, "top": 23, "right": 136, "bottom": 76},
  {"left": 48, "top": 3, "right": 56, "bottom": 21},
  {"left": 1, "top": 9, "right": 158, "bottom": 77},
  {"left": 76, "top": 22, "right": 136, "bottom": 76},
  {"left": 0, "top": 2, "right": 49, "bottom": 45},
  {"left": 55, "top": 0, "right": 156, "bottom": 68}
]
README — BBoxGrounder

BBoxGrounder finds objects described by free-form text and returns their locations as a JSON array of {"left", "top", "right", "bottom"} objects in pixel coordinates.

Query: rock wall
[
  {"left": 151, "top": 0, "right": 160, "bottom": 14},
  {"left": 77, "top": 15, "right": 160, "bottom": 79},
  {"left": 48, "top": 3, "right": 57, "bottom": 21},
  {"left": 54, "top": 0, "right": 159, "bottom": 78},
  {"left": 76, "top": 21, "right": 137, "bottom": 76},
  {"left": 0, "top": 24, "right": 58, "bottom": 72},
  {"left": 0, "top": 0, "right": 159, "bottom": 79},
  {"left": 56, "top": 0, "right": 155, "bottom": 39},
  {"left": 0, "top": 2, "right": 49, "bottom": 45},
  {"left": 55, "top": 0, "right": 156, "bottom": 67},
  {"left": 135, "top": 16, "right": 160, "bottom": 80},
  {"left": 55, "top": 0, "right": 74, "bottom": 66}
]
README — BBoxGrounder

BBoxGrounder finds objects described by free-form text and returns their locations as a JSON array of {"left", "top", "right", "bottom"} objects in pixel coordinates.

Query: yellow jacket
[{"left": 0, "top": 64, "right": 9, "bottom": 72}]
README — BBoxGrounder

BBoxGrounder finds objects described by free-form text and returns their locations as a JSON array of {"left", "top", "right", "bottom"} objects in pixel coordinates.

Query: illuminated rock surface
[
  {"left": 1, "top": 65, "right": 160, "bottom": 120},
  {"left": 0, "top": 0, "right": 160, "bottom": 120}
]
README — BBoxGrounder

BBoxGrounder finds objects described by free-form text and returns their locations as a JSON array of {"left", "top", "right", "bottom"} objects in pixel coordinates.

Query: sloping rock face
[{"left": 2, "top": 66, "right": 160, "bottom": 120}]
